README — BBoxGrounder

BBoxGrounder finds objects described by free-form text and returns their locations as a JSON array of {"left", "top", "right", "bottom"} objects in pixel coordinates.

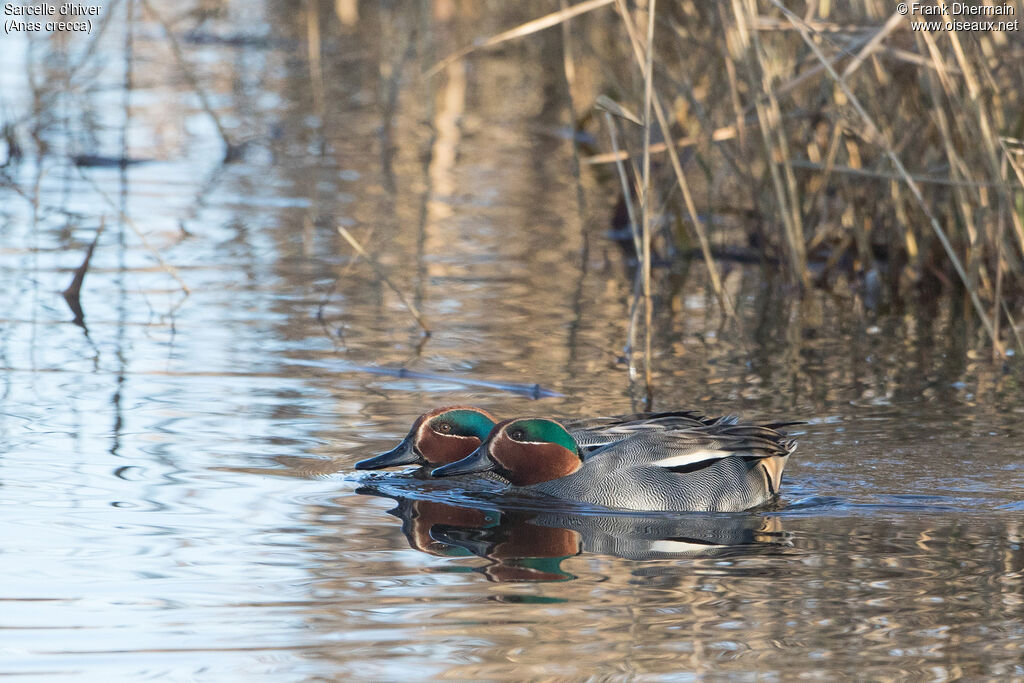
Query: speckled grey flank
[{"left": 522, "top": 426, "right": 796, "bottom": 512}]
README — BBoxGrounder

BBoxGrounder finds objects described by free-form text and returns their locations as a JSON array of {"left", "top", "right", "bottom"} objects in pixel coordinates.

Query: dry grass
[{"left": 434, "top": 0, "right": 1024, "bottom": 359}]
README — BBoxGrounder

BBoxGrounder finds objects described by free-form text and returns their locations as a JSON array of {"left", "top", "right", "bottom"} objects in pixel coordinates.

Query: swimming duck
[
  {"left": 355, "top": 406, "right": 497, "bottom": 472},
  {"left": 431, "top": 417, "right": 796, "bottom": 512},
  {"left": 354, "top": 406, "right": 712, "bottom": 473}
]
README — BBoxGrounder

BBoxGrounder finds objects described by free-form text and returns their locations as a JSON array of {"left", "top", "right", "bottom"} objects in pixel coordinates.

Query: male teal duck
[
  {"left": 355, "top": 406, "right": 498, "bottom": 471},
  {"left": 431, "top": 417, "right": 797, "bottom": 512},
  {"left": 354, "top": 406, "right": 712, "bottom": 472}
]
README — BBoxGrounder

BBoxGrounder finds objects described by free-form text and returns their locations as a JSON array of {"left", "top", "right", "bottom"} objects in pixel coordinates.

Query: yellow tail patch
[{"left": 760, "top": 455, "right": 789, "bottom": 494}]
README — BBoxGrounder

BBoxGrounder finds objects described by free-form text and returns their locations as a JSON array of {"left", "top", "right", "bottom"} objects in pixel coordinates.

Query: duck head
[
  {"left": 432, "top": 418, "right": 583, "bottom": 485},
  {"left": 355, "top": 406, "right": 497, "bottom": 470}
]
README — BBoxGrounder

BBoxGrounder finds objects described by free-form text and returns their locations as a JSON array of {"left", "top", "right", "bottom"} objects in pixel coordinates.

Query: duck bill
[
  {"left": 431, "top": 445, "right": 494, "bottom": 477},
  {"left": 355, "top": 436, "right": 421, "bottom": 470}
]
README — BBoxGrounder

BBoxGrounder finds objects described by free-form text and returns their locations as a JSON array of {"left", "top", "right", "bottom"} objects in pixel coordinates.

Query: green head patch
[
  {"left": 429, "top": 409, "right": 496, "bottom": 440},
  {"left": 504, "top": 418, "right": 578, "bottom": 454}
]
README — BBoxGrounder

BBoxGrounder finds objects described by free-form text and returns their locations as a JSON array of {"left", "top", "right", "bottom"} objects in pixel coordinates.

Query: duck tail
[
  {"left": 760, "top": 439, "right": 797, "bottom": 494},
  {"left": 761, "top": 421, "right": 807, "bottom": 430}
]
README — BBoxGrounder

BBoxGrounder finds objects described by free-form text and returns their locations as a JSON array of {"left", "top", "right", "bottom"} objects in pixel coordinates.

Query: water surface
[{"left": 1, "top": 3, "right": 1022, "bottom": 680}]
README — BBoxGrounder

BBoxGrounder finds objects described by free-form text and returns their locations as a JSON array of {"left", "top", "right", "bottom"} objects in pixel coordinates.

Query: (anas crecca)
[
  {"left": 431, "top": 417, "right": 797, "bottom": 512},
  {"left": 354, "top": 406, "right": 713, "bottom": 473}
]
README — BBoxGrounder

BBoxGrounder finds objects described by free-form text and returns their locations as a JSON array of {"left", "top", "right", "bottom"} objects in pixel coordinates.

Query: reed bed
[{"left": 437, "top": 0, "right": 1024, "bottom": 363}]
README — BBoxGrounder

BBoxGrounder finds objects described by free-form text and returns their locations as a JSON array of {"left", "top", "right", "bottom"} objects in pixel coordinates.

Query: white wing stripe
[{"left": 650, "top": 451, "right": 731, "bottom": 469}]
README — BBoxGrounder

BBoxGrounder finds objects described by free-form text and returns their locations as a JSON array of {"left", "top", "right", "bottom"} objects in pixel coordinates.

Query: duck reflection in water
[{"left": 356, "top": 487, "right": 787, "bottom": 583}]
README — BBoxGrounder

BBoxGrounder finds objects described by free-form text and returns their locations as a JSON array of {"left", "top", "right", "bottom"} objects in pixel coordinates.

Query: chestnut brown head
[
  {"left": 431, "top": 418, "right": 582, "bottom": 485},
  {"left": 355, "top": 406, "right": 497, "bottom": 470}
]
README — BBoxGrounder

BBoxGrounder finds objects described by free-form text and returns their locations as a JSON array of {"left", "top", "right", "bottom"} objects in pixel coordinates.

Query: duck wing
[
  {"left": 566, "top": 410, "right": 713, "bottom": 452},
  {"left": 588, "top": 423, "right": 796, "bottom": 471}
]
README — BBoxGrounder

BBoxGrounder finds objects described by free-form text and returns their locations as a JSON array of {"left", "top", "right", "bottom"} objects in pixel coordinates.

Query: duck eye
[
  {"left": 436, "top": 422, "right": 452, "bottom": 433},
  {"left": 509, "top": 428, "right": 526, "bottom": 441}
]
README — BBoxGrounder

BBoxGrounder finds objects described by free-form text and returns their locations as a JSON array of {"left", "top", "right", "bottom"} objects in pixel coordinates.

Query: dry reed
[{"left": 433, "top": 0, "right": 1024, "bottom": 359}]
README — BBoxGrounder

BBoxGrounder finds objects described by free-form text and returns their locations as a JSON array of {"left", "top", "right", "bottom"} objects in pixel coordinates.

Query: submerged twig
[
  {"left": 62, "top": 219, "right": 105, "bottom": 328},
  {"left": 337, "top": 226, "right": 431, "bottom": 336},
  {"left": 289, "top": 359, "right": 562, "bottom": 399},
  {"left": 75, "top": 167, "right": 190, "bottom": 295}
]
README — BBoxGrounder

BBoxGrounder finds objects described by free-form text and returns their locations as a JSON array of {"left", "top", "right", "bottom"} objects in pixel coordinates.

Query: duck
[
  {"left": 354, "top": 406, "right": 713, "bottom": 473},
  {"left": 430, "top": 417, "right": 797, "bottom": 512},
  {"left": 355, "top": 406, "right": 498, "bottom": 472}
]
